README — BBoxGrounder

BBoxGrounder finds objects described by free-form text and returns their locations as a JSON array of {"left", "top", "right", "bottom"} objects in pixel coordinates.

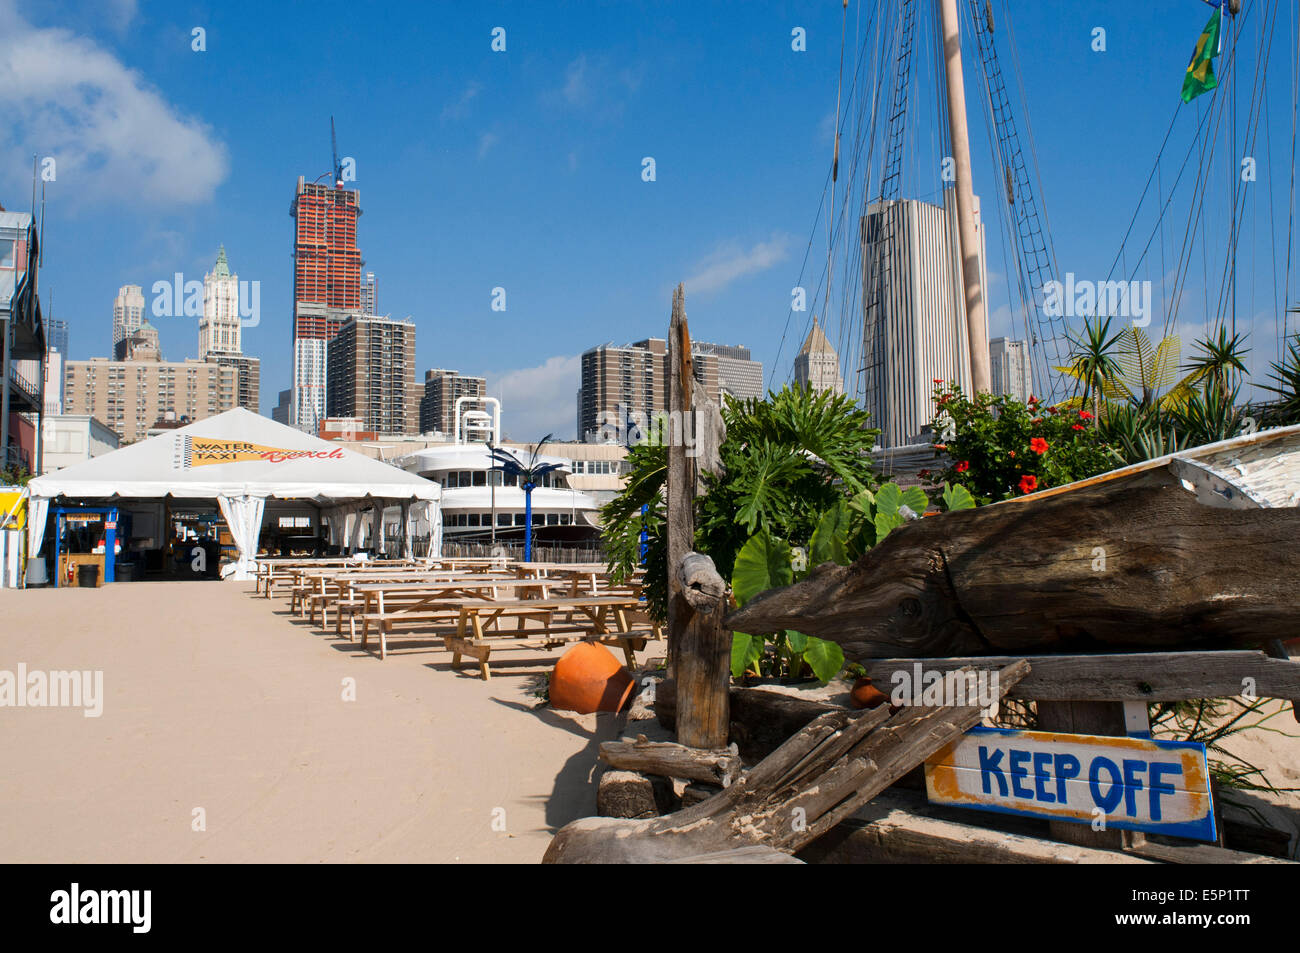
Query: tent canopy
[
  {"left": 28, "top": 408, "right": 441, "bottom": 504},
  {"left": 26, "top": 409, "right": 442, "bottom": 578}
]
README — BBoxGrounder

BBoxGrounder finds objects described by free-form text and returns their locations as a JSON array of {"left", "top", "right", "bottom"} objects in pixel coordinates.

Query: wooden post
[
  {"left": 665, "top": 284, "right": 694, "bottom": 679},
  {"left": 674, "top": 552, "right": 731, "bottom": 749},
  {"left": 1035, "top": 700, "right": 1141, "bottom": 850}
]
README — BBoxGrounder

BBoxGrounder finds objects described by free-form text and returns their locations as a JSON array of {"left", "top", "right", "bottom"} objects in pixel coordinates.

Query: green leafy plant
[{"left": 928, "top": 382, "right": 1113, "bottom": 503}]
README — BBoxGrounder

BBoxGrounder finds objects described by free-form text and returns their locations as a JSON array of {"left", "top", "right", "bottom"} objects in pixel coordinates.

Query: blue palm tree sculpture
[{"left": 488, "top": 434, "right": 563, "bottom": 562}]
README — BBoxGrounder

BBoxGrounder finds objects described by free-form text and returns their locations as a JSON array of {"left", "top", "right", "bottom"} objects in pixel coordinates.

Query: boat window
[
  {"left": 547, "top": 513, "right": 559, "bottom": 525},
  {"left": 444, "top": 472, "right": 457, "bottom": 488},
  {"left": 514, "top": 514, "right": 526, "bottom": 526},
  {"left": 497, "top": 513, "right": 511, "bottom": 526},
  {"left": 468, "top": 513, "right": 481, "bottom": 527},
  {"left": 532, "top": 513, "right": 544, "bottom": 526},
  {"left": 473, "top": 471, "right": 486, "bottom": 487},
  {"left": 560, "top": 514, "right": 571, "bottom": 525}
]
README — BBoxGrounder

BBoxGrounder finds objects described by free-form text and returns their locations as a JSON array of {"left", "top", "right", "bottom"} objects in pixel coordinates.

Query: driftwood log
[
  {"left": 655, "top": 679, "right": 840, "bottom": 761},
  {"left": 673, "top": 552, "right": 731, "bottom": 748},
  {"left": 542, "top": 661, "right": 1029, "bottom": 863},
  {"left": 599, "top": 736, "right": 742, "bottom": 788},
  {"left": 725, "top": 469, "right": 1300, "bottom": 659}
]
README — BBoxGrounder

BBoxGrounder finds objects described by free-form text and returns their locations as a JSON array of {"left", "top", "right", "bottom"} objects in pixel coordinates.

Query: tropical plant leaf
[
  {"left": 785, "top": 630, "right": 809, "bottom": 654},
  {"left": 808, "top": 501, "right": 851, "bottom": 567},
  {"left": 801, "top": 636, "right": 845, "bottom": 684},
  {"left": 941, "top": 482, "right": 976, "bottom": 511},
  {"left": 731, "top": 632, "right": 763, "bottom": 678},
  {"left": 731, "top": 531, "right": 793, "bottom": 607},
  {"left": 874, "top": 482, "right": 904, "bottom": 517},
  {"left": 900, "top": 485, "right": 929, "bottom": 514}
]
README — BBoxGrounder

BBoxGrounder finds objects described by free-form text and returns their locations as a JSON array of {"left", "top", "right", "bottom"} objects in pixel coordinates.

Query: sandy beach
[{"left": 0, "top": 580, "right": 643, "bottom": 863}]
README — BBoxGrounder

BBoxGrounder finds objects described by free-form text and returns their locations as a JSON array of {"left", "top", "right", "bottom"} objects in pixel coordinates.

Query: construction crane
[{"left": 331, "top": 116, "right": 343, "bottom": 189}]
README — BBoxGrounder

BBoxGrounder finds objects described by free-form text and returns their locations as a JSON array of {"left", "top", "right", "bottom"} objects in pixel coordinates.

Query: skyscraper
[
  {"left": 860, "top": 189, "right": 987, "bottom": 447},
  {"left": 46, "top": 318, "right": 68, "bottom": 356},
  {"left": 325, "top": 314, "right": 418, "bottom": 435},
  {"left": 420, "top": 368, "right": 486, "bottom": 435},
  {"left": 577, "top": 337, "right": 764, "bottom": 441},
  {"left": 112, "top": 284, "right": 145, "bottom": 361},
  {"left": 989, "top": 337, "right": 1034, "bottom": 404},
  {"left": 200, "top": 246, "right": 259, "bottom": 412},
  {"left": 361, "top": 271, "right": 378, "bottom": 316},
  {"left": 199, "top": 245, "right": 241, "bottom": 359},
  {"left": 290, "top": 174, "right": 364, "bottom": 433},
  {"left": 793, "top": 317, "right": 845, "bottom": 396}
]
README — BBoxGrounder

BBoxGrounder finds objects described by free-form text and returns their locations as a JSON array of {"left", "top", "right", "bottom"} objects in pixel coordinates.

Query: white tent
[{"left": 26, "top": 408, "right": 442, "bottom": 579}]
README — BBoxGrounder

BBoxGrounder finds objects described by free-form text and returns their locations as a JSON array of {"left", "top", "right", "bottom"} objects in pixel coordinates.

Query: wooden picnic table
[
  {"left": 356, "top": 578, "right": 555, "bottom": 659},
  {"left": 260, "top": 558, "right": 416, "bottom": 598},
  {"left": 446, "top": 594, "right": 655, "bottom": 680},
  {"left": 303, "top": 570, "right": 518, "bottom": 628}
]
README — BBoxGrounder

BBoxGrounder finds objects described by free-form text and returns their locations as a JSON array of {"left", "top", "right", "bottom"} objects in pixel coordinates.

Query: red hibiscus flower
[
  {"left": 1027, "top": 395, "right": 1039, "bottom": 405},
  {"left": 1031, "top": 417, "right": 1043, "bottom": 425},
  {"left": 1078, "top": 410, "right": 1094, "bottom": 420},
  {"left": 1008, "top": 450, "right": 1016, "bottom": 458},
  {"left": 933, "top": 378, "right": 944, "bottom": 385},
  {"left": 1030, "top": 437, "right": 1049, "bottom": 455},
  {"left": 1019, "top": 474, "right": 1038, "bottom": 494},
  {"left": 1072, "top": 423, "right": 1085, "bottom": 431},
  {"left": 955, "top": 460, "right": 970, "bottom": 473}
]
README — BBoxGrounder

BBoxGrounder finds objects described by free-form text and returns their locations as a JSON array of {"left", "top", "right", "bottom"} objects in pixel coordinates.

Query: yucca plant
[
  {"left": 1185, "top": 325, "right": 1250, "bottom": 404},
  {"left": 1260, "top": 335, "right": 1300, "bottom": 426}
]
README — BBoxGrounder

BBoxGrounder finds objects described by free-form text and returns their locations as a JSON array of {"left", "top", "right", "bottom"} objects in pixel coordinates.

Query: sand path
[{"left": 0, "top": 581, "right": 636, "bottom": 863}]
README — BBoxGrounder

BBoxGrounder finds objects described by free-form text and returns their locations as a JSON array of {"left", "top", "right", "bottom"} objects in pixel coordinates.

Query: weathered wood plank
[
  {"left": 724, "top": 470, "right": 1300, "bottom": 659},
  {"left": 665, "top": 284, "right": 693, "bottom": 680},
  {"left": 655, "top": 679, "right": 841, "bottom": 761},
  {"left": 542, "top": 661, "right": 1030, "bottom": 863},
  {"left": 854, "top": 650, "right": 1300, "bottom": 702},
  {"left": 599, "top": 736, "right": 742, "bottom": 787},
  {"left": 797, "top": 790, "right": 1155, "bottom": 865}
]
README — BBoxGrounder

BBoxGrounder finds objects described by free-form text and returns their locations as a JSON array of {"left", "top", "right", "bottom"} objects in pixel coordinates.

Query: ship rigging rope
[
  {"left": 769, "top": 0, "right": 884, "bottom": 390},
  {"left": 1284, "top": 0, "right": 1298, "bottom": 351}
]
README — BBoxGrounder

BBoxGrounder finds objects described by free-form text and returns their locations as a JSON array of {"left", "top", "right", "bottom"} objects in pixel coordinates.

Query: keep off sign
[{"left": 924, "top": 726, "right": 1216, "bottom": 842}]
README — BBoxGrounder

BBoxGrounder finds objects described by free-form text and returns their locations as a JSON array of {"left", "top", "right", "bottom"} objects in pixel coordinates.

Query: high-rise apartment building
[
  {"left": 325, "top": 314, "right": 418, "bottom": 435},
  {"left": 691, "top": 341, "right": 764, "bottom": 400},
  {"left": 989, "top": 336, "right": 1034, "bottom": 405},
  {"left": 419, "top": 368, "right": 486, "bottom": 435},
  {"left": 112, "top": 284, "right": 145, "bottom": 360},
  {"left": 290, "top": 175, "right": 364, "bottom": 433},
  {"left": 64, "top": 355, "right": 237, "bottom": 443},
  {"left": 577, "top": 337, "right": 764, "bottom": 441},
  {"left": 793, "top": 318, "right": 845, "bottom": 395},
  {"left": 199, "top": 245, "right": 241, "bottom": 359},
  {"left": 860, "top": 189, "right": 987, "bottom": 447}
]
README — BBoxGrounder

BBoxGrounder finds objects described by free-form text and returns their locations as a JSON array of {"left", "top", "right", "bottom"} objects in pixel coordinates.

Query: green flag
[{"left": 1181, "top": 5, "right": 1224, "bottom": 103}]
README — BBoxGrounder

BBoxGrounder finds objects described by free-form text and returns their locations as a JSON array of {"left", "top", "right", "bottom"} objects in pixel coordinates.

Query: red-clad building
[{"left": 290, "top": 176, "right": 363, "bottom": 433}]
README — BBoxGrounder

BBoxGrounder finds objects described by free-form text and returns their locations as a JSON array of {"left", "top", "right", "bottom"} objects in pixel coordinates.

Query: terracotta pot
[
  {"left": 850, "top": 677, "right": 889, "bottom": 711},
  {"left": 549, "top": 642, "right": 635, "bottom": 715}
]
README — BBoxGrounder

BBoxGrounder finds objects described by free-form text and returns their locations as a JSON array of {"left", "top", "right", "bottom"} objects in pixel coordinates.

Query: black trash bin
[
  {"left": 77, "top": 564, "right": 100, "bottom": 588},
  {"left": 115, "top": 562, "right": 135, "bottom": 582}
]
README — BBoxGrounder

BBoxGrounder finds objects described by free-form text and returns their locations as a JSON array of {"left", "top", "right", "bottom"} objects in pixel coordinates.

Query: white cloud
[
  {"left": 485, "top": 355, "right": 581, "bottom": 442},
  {"left": 684, "top": 233, "right": 793, "bottom": 295},
  {"left": 477, "top": 131, "right": 500, "bottom": 159},
  {"left": 563, "top": 55, "right": 590, "bottom": 106},
  {"left": 0, "top": 0, "right": 227, "bottom": 209},
  {"left": 547, "top": 54, "right": 641, "bottom": 118},
  {"left": 441, "top": 81, "right": 482, "bottom": 121}
]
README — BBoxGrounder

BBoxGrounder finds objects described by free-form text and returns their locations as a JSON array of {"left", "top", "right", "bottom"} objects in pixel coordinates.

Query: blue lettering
[
  {"left": 1054, "top": 753, "right": 1080, "bottom": 804},
  {"left": 1032, "top": 751, "right": 1055, "bottom": 803},
  {"left": 979, "top": 746, "right": 1007, "bottom": 796},
  {"left": 1121, "top": 759, "right": 1147, "bottom": 817},
  {"left": 1148, "top": 762, "right": 1182, "bottom": 822},
  {"left": 1009, "top": 749, "right": 1033, "bottom": 799},
  {"left": 1089, "top": 756, "right": 1124, "bottom": 813}
]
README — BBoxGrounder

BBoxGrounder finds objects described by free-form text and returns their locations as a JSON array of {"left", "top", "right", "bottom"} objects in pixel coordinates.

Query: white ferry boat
[{"left": 395, "top": 398, "right": 600, "bottom": 544}]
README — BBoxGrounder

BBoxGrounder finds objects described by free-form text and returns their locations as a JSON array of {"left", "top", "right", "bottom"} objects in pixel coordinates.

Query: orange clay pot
[
  {"left": 850, "top": 677, "right": 889, "bottom": 711},
  {"left": 549, "top": 642, "right": 636, "bottom": 715}
]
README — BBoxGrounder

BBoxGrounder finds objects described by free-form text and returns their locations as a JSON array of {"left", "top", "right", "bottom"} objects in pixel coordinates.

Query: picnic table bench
[
  {"left": 357, "top": 578, "right": 555, "bottom": 659},
  {"left": 445, "top": 594, "right": 656, "bottom": 680}
]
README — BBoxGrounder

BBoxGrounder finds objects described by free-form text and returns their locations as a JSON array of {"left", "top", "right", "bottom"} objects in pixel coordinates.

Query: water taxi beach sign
[{"left": 924, "top": 726, "right": 1216, "bottom": 841}]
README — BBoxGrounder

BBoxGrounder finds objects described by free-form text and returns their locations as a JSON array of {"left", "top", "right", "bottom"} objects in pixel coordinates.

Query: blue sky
[{"left": 2, "top": 0, "right": 1295, "bottom": 439}]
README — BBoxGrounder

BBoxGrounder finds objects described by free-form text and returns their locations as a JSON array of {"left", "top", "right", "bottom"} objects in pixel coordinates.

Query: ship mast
[{"left": 938, "top": 0, "right": 991, "bottom": 394}]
